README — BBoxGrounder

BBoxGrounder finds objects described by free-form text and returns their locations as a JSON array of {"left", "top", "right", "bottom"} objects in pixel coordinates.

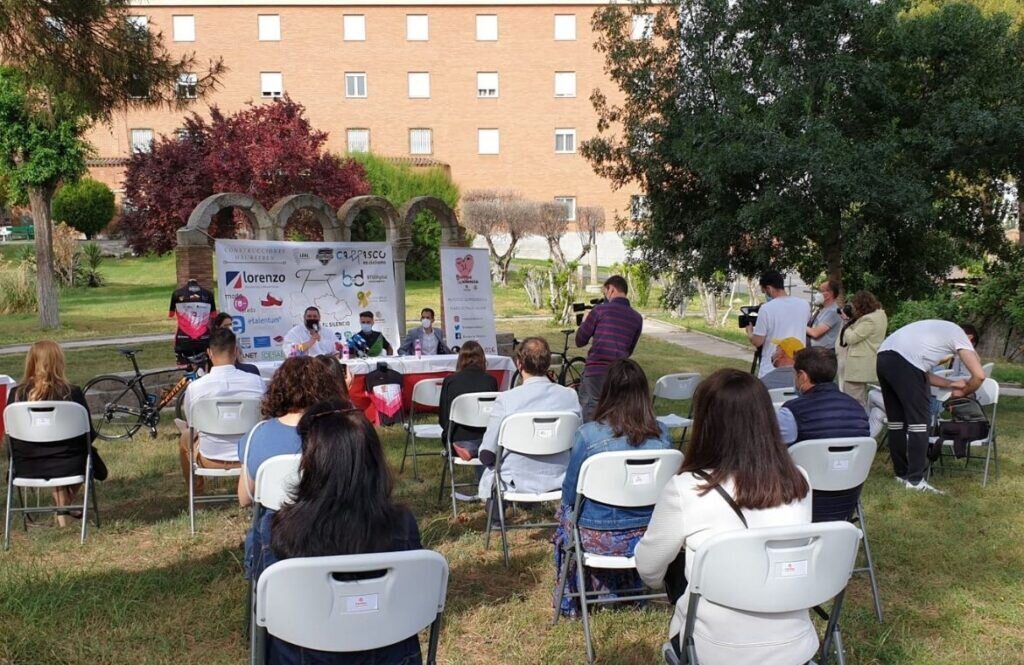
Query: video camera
[
  {"left": 837, "top": 303, "right": 854, "bottom": 318},
  {"left": 737, "top": 305, "right": 761, "bottom": 328},
  {"left": 572, "top": 297, "right": 607, "bottom": 325}
]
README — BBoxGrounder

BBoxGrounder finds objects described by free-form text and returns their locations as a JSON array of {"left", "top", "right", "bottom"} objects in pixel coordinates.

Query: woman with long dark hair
[
  {"left": 252, "top": 398, "right": 422, "bottom": 664},
  {"left": 438, "top": 341, "right": 498, "bottom": 456},
  {"left": 635, "top": 368, "right": 815, "bottom": 665},
  {"left": 552, "top": 359, "right": 672, "bottom": 616}
]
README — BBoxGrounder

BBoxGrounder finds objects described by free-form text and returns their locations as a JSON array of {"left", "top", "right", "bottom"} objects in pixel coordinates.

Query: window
[
  {"left": 631, "top": 14, "right": 653, "bottom": 40},
  {"left": 258, "top": 14, "right": 281, "bottom": 41},
  {"left": 176, "top": 73, "right": 198, "bottom": 99},
  {"left": 476, "top": 14, "right": 498, "bottom": 41},
  {"left": 260, "top": 72, "right": 283, "bottom": 98},
  {"left": 406, "top": 14, "right": 428, "bottom": 41},
  {"left": 477, "top": 72, "right": 499, "bottom": 98},
  {"left": 172, "top": 15, "right": 195, "bottom": 42},
  {"left": 554, "top": 14, "right": 576, "bottom": 41},
  {"left": 345, "top": 72, "right": 367, "bottom": 98},
  {"left": 630, "top": 194, "right": 650, "bottom": 220},
  {"left": 343, "top": 14, "right": 366, "bottom": 41},
  {"left": 347, "top": 129, "right": 370, "bottom": 153},
  {"left": 554, "top": 71, "right": 577, "bottom": 98},
  {"left": 409, "top": 129, "right": 433, "bottom": 155},
  {"left": 130, "top": 129, "right": 154, "bottom": 154},
  {"left": 127, "top": 15, "right": 148, "bottom": 32},
  {"left": 478, "top": 129, "right": 500, "bottom": 155},
  {"left": 555, "top": 196, "right": 577, "bottom": 221},
  {"left": 555, "top": 128, "right": 576, "bottom": 153},
  {"left": 408, "top": 72, "right": 430, "bottom": 98}
]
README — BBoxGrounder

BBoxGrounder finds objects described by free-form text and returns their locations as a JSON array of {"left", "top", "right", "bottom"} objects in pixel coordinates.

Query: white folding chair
[
  {"left": 486, "top": 411, "right": 581, "bottom": 566},
  {"left": 3, "top": 401, "right": 99, "bottom": 549},
  {"left": 188, "top": 395, "right": 262, "bottom": 534},
  {"left": 932, "top": 378, "right": 1000, "bottom": 487},
  {"left": 789, "top": 437, "right": 883, "bottom": 623},
  {"left": 769, "top": 387, "right": 799, "bottom": 408},
  {"left": 252, "top": 550, "right": 450, "bottom": 665},
  {"left": 653, "top": 373, "right": 700, "bottom": 447},
  {"left": 554, "top": 449, "right": 683, "bottom": 663},
  {"left": 664, "top": 522, "right": 862, "bottom": 665},
  {"left": 401, "top": 378, "right": 446, "bottom": 480},
  {"left": 435, "top": 392, "right": 499, "bottom": 519},
  {"left": 982, "top": 362, "right": 994, "bottom": 379}
]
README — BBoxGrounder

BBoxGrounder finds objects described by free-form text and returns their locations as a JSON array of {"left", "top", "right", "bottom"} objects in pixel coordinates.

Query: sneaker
[
  {"left": 894, "top": 475, "right": 909, "bottom": 486},
  {"left": 906, "top": 479, "right": 946, "bottom": 495}
]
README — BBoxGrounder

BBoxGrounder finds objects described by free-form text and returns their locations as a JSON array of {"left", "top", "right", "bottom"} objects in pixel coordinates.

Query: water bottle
[
  {"left": 341, "top": 342, "right": 350, "bottom": 361},
  {"left": 414, "top": 338, "right": 422, "bottom": 359}
]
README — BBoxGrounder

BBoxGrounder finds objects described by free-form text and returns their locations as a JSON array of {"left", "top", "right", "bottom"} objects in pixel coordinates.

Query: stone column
[{"left": 175, "top": 228, "right": 215, "bottom": 289}]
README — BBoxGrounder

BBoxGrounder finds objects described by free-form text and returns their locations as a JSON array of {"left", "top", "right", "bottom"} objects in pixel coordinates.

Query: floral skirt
[{"left": 551, "top": 506, "right": 648, "bottom": 618}]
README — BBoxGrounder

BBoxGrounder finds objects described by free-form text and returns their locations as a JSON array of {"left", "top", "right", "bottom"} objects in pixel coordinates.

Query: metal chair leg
[
  {"left": 437, "top": 456, "right": 449, "bottom": 505},
  {"left": 856, "top": 502, "right": 884, "bottom": 622},
  {"left": 576, "top": 540, "right": 595, "bottom": 664},
  {"left": 400, "top": 423, "right": 411, "bottom": 473},
  {"left": 80, "top": 466, "right": 91, "bottom": 545},
  {"left": 189, "top": 462, "right": 197, "bottom": 536},
  {"left": 552, "top": 543, "right": 572, "bottom": 624},
  {"left": 496, "top": 493, "right": 510, "bottom": 567},
  {"left": 4, "top": 465, "right": 13, "bottom": 551},
  {"left": 91, "top": 477, "right": 101, "bottom": 528},
  {"left": 484, "top": 493, "right": 494, "bottom": 549}
]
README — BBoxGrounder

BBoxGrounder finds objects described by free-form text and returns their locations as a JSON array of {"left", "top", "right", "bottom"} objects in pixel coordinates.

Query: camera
[
  {"left": 737, "top": 305, "right": 761, "bottom": 328},
  {"left": 572, "top": 297, "right": 607, "bottom": 325},
  {"left": 837, "top": 304, "right": 854, "bottom": 318}
]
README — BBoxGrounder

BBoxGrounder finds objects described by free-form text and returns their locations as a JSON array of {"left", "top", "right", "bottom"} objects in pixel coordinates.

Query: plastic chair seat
[
  {"left": 407, "top": 423, "right": 443, "bottom": 438},
  {"left": 504, "top": 490, "right": 562, "bottom": 503},
  {"left": 12, "top": 475, "right": 85, "bottom": 488},
  {"left": 195, "top": 466, "right": 242, "bottom": 478},
  {"left": 583, "top": 552, "right": 637, "bottom": 570},
  {"left": 657, "top": 414, "right": 693, "bottom": 429}
]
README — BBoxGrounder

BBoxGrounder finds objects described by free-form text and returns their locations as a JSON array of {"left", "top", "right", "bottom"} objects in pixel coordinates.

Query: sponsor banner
[
  {"left": 214, "top": 240, "right": 400, "bottom": 362},
  {"left": 440, "top": 247, "right": 498, "bottom": 354}
]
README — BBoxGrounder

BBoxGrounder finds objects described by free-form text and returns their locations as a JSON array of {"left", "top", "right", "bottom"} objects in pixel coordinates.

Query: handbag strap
[{"left": 694, "top": 470, "right": 748, "bottom": 528}]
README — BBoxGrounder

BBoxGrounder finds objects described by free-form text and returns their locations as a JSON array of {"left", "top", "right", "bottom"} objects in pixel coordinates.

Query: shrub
[
  {"left": 52, "top": 178, "right": 116, "bottom": 239},
  {"left": 0, "top": 260, "right": 37, "bottom": 314},
  {"left": 81, "top": 242, "right": 104, "bottom": 287}
]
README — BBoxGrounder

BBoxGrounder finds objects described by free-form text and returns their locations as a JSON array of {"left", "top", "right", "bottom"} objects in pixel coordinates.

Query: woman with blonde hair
[{"left": 7, "top": 341, "right": 107, "bottom": 526}]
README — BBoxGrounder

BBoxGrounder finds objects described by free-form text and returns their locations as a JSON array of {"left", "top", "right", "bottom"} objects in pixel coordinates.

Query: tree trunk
[
  {"left": 29, "top": 185, "right": 60, "bottom": 330},
  {"left": 823, "top": 234, "right": 843, "bottom": 284}
]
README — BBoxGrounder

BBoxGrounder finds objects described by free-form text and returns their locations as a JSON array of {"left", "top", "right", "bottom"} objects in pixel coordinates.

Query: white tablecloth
[{"left": 254, "top": 354, "right": 515, "bottom": 389}]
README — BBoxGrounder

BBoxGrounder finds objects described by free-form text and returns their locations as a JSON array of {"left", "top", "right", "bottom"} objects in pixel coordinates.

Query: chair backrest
[
  {"left": 255, "top": 550, "right": 449, "bottom": 653},
  {"left": 3, "top": 401, "right": 90, "bottom": 443},
  {"left": 577, "top": 449, "right": 683, "bottom": 508},
  {"left": 496, "top": 411, "right": 580, "bottom": 456},
  {"left": 411, "top": 378, "right": 445, "bottom": 409},
  {"left": 188, "top": 395, "right": 263, "bottom": 437},
  {"left": 787, "top": 437, "right": 877, "bottom": 492},
  {"left": 448, "top": 392, "right": 500, "bottom": 431},
  {"left": 689, "top": 522, "right": 862, "bottom": 613},
  {"left": 975, "top": 377, "right": 999, "bottom": 407},
  {"left": 253, "top": 454, "right": 301, "bottom": 512},
  {"left": 768, "top": 387, "right": 799, "bottom": 405},
  {"left": 982, "top": 362, "right": 994, "bottom": 379},
  {"left": 654, "top": 373, "right": 701, "bottom": 401}
]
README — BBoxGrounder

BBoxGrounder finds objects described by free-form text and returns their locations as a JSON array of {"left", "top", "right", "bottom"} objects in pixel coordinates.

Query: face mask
[
  {"left": 360, "top": 323, "right": 373, "bottom": 334},
  {"left": 305, "top": 319, "right": 319, "bottom": 330},
  {"left": 763, "top": 290, "right": 773, "bottom": 302},
  {"left": 421, "top": 318, "right": 432, "bottom": 329},
  {"left": 812, "top": 292, "right": 824, "bottom": 306}
]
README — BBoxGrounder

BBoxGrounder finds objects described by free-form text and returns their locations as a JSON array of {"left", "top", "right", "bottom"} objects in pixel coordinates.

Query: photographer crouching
[{"left": 574, "top": 275, "right": 643, "bottom": 422}]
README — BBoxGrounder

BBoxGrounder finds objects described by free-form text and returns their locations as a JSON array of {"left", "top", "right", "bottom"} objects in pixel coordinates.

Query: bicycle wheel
[
  {"left": 562, "top": 357, "right": 587, "bottom": 392},
  {"left": 83, "top": 375, "right": 145, "bottom": 440}
]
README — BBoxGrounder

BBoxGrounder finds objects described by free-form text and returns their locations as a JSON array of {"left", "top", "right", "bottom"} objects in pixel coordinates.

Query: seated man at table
[
  {"left": 399, "top": 307, "right": 452, "bottom": 356},
  {"left": 760, "top": 337, "right": 803, "bottom": 390},
  {"left": 477, "top": 337, "right": 581, "bottom": 504},
  {"left": 179, "top": 327, "right": 265, "bottom": 492},
  {"left": 348, "top": 310, "right": 393, "bottom": 357},
  {"left": 282, "top": 307, "right": 343, "bottom": 358}
]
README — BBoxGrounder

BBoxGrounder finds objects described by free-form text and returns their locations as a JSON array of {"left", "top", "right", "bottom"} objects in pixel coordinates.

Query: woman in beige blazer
[{"left": 836, "top": 291, "right": 887, "bottom": 407}]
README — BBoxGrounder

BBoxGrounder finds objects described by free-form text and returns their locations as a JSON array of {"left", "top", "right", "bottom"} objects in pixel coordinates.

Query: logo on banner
[
  {"left": 260, "top": 293, "right": 283, "bottom": 307},
  {"left": 225, "top": 270, "right": 285, "bottom": 288},
  {"left": 254, "top": 336, "right": 271, "bottom": 348},
  {"left": 316, "top": 248, "right": 334, "bottom": 266},
  {"left": 239, "top": 337, "right": 253, "bottom": 349},
  {"left": 357, "top": 291, "right": 372, "bottom": 308},
  {"left": 231, "top": 316, "right": 246, "bottom": 334},
  {"left": 455, "top": 254, "right": 475, "bottom": 281},
  {"left": 233, "top": 294, "right": 249, "bottom": 313},
  {"left": 341, "top": 269, "right": 365, "bottom": 287}
]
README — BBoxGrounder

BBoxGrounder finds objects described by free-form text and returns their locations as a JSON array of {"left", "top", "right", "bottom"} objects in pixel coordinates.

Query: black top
[
  {"left": 235, "top": 361, "right": 261, "bottom": 377},
  {"left": 438, "top": 367, "right": 499, "bottom": 444},
  {"left": 169, "top": 283, "right": 216, "bottom": 346},
  {"left": 7, "top": 385, "right": 103, "bottom": 480}
]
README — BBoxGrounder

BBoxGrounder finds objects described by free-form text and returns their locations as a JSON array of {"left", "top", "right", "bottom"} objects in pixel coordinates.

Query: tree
[
  {"left": 52, "top": 177, "right": 115, "bottom": 239},
  {"left": 0, "top": 1, "right": 224, "bottom": 328},
  {"left": 537, "top": 201, "right": 572, "bottom": 269},
  {"left": 462, "top": 190, "right": 537, "bottom": 285},
  {"left": 583, "top": 1, "right": 1024, "bottom": 303}
]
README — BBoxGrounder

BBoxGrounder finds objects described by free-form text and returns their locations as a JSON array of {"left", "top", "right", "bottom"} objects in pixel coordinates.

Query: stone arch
[
  {"left": 268, "top": 193, "right": 343, "bottom": 241},
  {"left": 178, "top": 192, "right": 275, "bottom": 246},
  {"left": 398, "top": 196, "right": 467, "bottom": 248}
]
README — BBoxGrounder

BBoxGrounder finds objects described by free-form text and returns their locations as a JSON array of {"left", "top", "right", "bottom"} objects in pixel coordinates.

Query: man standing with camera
[
  {"left": 575, "top": 275, "right": 643, "bottom": 422},
  {"left": 746, "top": 270, "right": 810, "bottom": 378}
]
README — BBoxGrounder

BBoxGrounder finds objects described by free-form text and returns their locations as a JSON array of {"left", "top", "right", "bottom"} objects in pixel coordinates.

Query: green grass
[{"left": 1, "top": 322, "right": 1022, "bottom": 664}]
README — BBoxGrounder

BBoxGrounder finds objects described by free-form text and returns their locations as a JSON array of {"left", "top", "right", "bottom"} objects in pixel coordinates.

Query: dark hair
[
  {"left": 604, "top": 275, "right": 628, "bottom": 295},
  {"left": 315, "top": 355, "right": 350, "bottom": 398},
  {"left": 271, "top": 398, "right": 402, "bottom": 559},
  {"left": 681, "top": 368, "right": 809, "bottom": 509},
  {"left": 960, "top": 323, "right": 980, "bottom": 346},
  {"left": 359, "top": 310, "right": 373, "bottom": 319},
  {"left": 759, "top": 270, "right": 785, "bottom": 290},
  {"left": 208, "top": 327, "right": 237, "bottom": 355},
  {"left": 262, "top": 356, "right": 343, "bottom": 418},
  {"left": 823, "top": 279, "right": 842, "bottom": 299},
  {"left": 591, "top": 360, "right": 662, "bottom": 445},
  {"left": 794, "top": 347, "right": 837, "bottom": 385},
  {"left": 304, "top": 306, "right": 320, "bottom": 316},
  {"left": 456, "top": 340, "right": 486, "bottom": 372},
  {"left": 212, "top": 312, "right": 233, "bottom": 328},
  {"left": 850, "top": 290, "right": 881, "bottom": 317},
  {"left": 517, "top": 337, "right": 551, "bottom": 375},
  {"left": 421, "top": 308, "right": 435, "bottom": 318}
]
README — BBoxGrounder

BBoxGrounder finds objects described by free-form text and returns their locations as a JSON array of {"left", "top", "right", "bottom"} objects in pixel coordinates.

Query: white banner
[
  {"left": 440, "top": 247, "right": 498, "bottom": 354},
  {"left": 214, "top": 239, "right": 400, "bottom": 362}
]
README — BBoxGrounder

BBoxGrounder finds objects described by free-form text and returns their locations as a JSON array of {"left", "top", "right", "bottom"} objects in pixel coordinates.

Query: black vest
[{"left": 785, "top": 383, "right": 870, "bottom": 443}]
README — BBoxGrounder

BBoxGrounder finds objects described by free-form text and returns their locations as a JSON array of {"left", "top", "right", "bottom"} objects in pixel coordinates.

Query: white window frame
[
  {"left": 127, "top": 15, "right": 148, "bottom": 32},
  {"left": 406, "top": 14, "right": 429, "bottom": 41},
  {"left": 258, "top": 14, "right": 281, "bottom": 41},
  {"left": 478, "top": 128, "right": 500, "bottom": 155},
  {"left": 343, "top": 14, "right": 366, "bottom": 41},
  {"left": 554, "top": 71, "right": 577, "bottom": 98},
  {"left": 176, "top": 73, "right": 198, "bottom": 100},
  {"left": 555, "top": 128, "right": 577, "bottom": 154},
  {"left": 260, "top": 72, "right": 283, "bottom": 98},
  {"left": 408, "top": 72, "right": 430, "bottom": 99},
  {"left": 409, "top": 128, "right": 433, "bottom": 155},
  {"left": 631, "top": 14, "right": 653, "bottom": 40},
  {"left": 172, "top": 15, "right": 195, "bottom": 42},
  {"left": 555, "top": 196, "right": 577, "bottom": 222},
  {"left": 130, "top": 128, "right": 154, "bottom": 154},
  {"left": 476, "top": 72, "right": 499, "bottom": 98},
  {"left": 347, "top": 129, "right": 370, "bottom": 153},
  {"left": 554, "top": 14, "right": 576, "bottom": 41},
  {"left": 345, "top": 72, "right": 367, "bottom": 98},
  {"left": 476, "top": 14, "right": 498, "bottom": 41}
]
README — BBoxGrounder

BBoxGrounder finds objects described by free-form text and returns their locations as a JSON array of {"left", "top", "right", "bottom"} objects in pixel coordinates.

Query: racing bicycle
[
  {"left": 83, "top": 348, "right": 208, "bottom": 441},
  {"left": 510, "top": 329, "right": 587, "bottom": 390}
]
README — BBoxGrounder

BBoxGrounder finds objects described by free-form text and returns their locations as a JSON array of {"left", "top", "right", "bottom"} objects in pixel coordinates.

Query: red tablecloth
[{"left": 352, "top": 369, "right": 509, "bottom": 424}]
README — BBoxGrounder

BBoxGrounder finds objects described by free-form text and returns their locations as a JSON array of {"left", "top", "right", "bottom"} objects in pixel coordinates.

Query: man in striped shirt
[{"left": 575, "top": 275, "right": 644, "bottom": 421}]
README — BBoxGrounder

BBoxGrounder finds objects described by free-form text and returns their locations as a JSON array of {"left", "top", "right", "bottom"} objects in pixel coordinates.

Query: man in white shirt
[
  {"left": 178, "top": 327, "right": 266, "bottom": 492},
  {"left": 282, "top": 306, "right": 343, "bottom": 357},
  {"left": 746, "top": 270, "right": 810, "bottom": 378},
  {"left": 876, "top": 319, "right": 985, "bottom": 494}
]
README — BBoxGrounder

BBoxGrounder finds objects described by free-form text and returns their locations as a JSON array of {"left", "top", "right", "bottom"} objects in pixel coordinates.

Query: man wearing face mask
[
  {"left": 282, "top": 307, "right": 343, "bottom": 357},
  {"left": 399, "top": 308, "right": 452, "bottom": 356},
  {"left": 348, "top": 310, "right": 394, "bottom": 357},
  {"left": 806, "top": 279, "right": 843, "bottom": 349},
  {"left": 747, "top": 270, "right": 810, "bottom": 378}
]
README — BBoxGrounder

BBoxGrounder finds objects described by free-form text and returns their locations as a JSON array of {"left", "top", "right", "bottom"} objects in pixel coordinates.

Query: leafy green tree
[
  {"left": 52, "top": 177, "right": 115, "bottom": 239},
  {"left": 584, "top": 1, "right": 1024, "bottom": 303}
]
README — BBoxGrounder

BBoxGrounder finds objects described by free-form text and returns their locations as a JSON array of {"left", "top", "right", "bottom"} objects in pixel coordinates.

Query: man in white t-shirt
[
  {"left": 282, "top": 306, "right": 344, "bottom": 357},
  {"left": 746, "top": 270, "right": 810, "bottom": 378},
  {"left": 876, "top": 319, "right": 985, "bottom": 494}
]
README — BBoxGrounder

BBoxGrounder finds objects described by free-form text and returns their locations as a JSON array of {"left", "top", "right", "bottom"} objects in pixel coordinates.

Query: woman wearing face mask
[
  {"left": 399, "top": 307, "right": 452, "bottom": 356},
  {"left": 806, "top": 280, "right": 843, "bottom": 350}
]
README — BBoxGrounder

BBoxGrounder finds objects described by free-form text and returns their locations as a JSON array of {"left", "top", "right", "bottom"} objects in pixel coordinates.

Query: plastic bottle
[
  {"left": 341, "top": 341, "right": 350, "bottom": 361},
  {"left": 414, "top": 338, "right": 422, "bottom": 359}
]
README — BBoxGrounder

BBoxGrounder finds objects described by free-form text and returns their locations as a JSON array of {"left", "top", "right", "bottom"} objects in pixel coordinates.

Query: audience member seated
[
  {"left": 314, "top": 354, "right": 353, "bottom": 397},
  {"left": 7, "top": 340, "right": 108, "bottom": 527},
  {"left": 477, "top": 337, "right": 582, "bottom": 504},
  {"left": 438, "top": 341, "right": 498, "bottom": 461},
  {"left": 213, "top": 312, "right": 260, "bottom": 376},
  {"left": 348, "top": 310, "right": 393, "bottom": 357},
  {"left": 249, "top": 398, "right": 423, "bottom": 664},
  {"left": 399, "top": 307, "right": 452, "bottom": 356},
  {"left": 635, "top": 368, "right": 816, "bottom": 665},
  {"left": 776, "top": 347, "right": 870, "bottom": 522},
  {"left": 552, "top": 359, "right": 672, "bottom": 617},
  {"left": 759, "top": 337, "right": 803, "bottom": 390}
]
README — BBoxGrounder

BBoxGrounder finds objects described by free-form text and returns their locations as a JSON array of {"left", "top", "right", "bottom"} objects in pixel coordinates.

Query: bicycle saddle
[
  {"left": 560, "top": 329, "right": 575, "bottom": 335},
  {"left": 118, "top": 348, "right": 142, "bottom": 356}
]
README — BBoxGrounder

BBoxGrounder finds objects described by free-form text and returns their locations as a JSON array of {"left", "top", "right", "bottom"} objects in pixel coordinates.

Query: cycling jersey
[{"left": 169, "top": 282, "right": 217, "bottom": 360}]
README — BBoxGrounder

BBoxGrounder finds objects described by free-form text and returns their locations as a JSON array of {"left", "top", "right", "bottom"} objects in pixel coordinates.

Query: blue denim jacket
[{"left": 560, "top": 421, "right": 672, "bottom": 530}]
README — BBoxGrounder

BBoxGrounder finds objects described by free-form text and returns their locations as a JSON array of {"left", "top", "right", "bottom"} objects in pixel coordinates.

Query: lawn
[{"left": 1, "top": 322, "right": 1021, "bottom": 664}]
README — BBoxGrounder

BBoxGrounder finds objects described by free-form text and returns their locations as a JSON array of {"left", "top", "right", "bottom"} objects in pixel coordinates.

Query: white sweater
[{"left": 634, "top": 471, "right": 818, "bottom": 665}]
